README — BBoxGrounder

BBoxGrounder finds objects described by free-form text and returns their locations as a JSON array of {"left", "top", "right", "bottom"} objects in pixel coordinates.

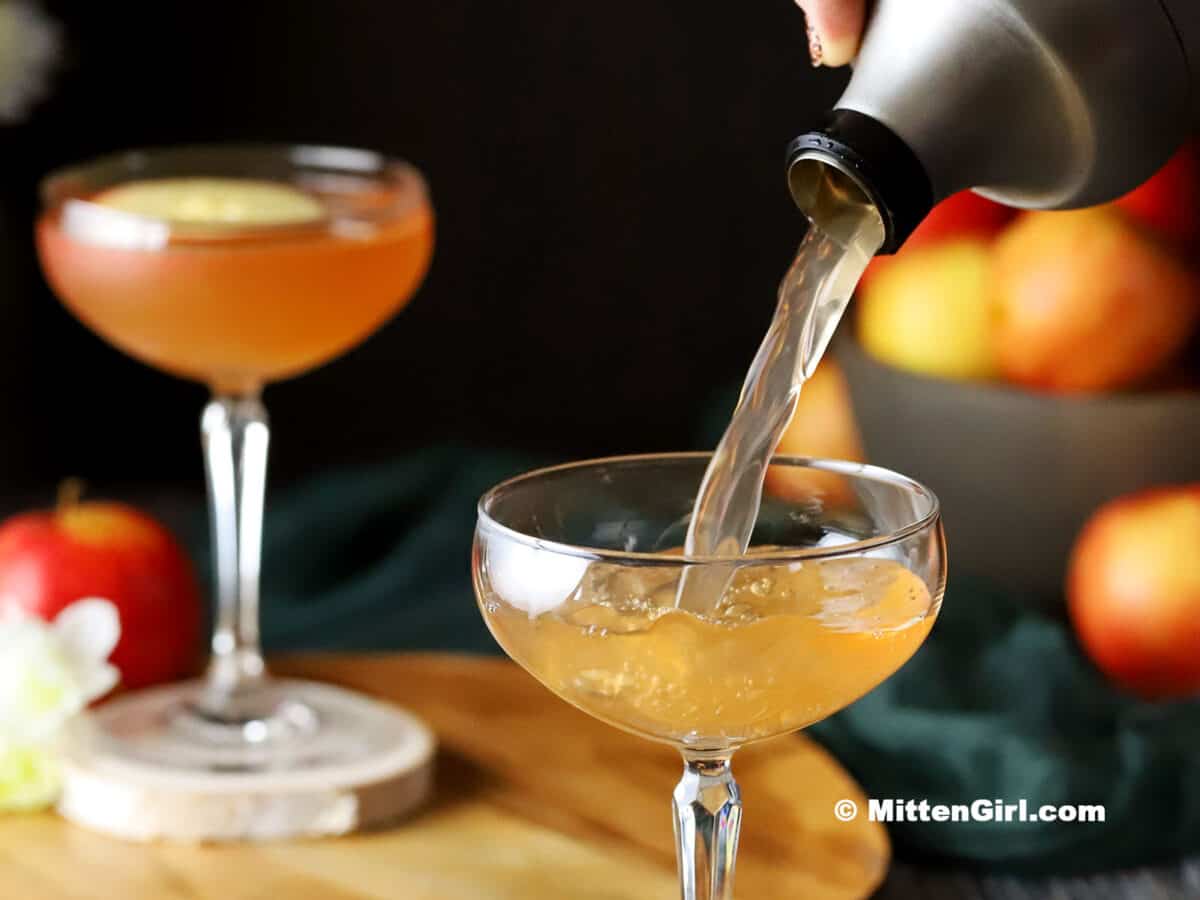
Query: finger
[{"left": 795, "top": 0, "right": 866, "bottom": 67}]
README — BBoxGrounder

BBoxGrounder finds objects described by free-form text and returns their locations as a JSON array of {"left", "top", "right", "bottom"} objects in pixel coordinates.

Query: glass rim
[
  {"left": 476, "top": 451, "right": 941, "bottom": 566},
  {"left": 38, "top": 142, "right": 429, "bottom": 242}
]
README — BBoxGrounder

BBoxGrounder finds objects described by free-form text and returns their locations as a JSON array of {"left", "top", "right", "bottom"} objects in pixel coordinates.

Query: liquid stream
[
  {"left": 479, "top": 169, "right": 933, "bottom": 752},
  {"left": 678, "top": 170, "right": 885, "bottom": 611}
]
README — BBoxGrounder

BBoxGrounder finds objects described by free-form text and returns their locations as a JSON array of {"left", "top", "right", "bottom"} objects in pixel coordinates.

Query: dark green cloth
[{"left": 201, "top": 446, "right": 1200, "bottom": 875}]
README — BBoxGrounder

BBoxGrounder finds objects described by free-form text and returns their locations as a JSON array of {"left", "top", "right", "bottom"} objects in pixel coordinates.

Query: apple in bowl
[{"left": 990, "top": 207, "right": 1200, "bottom": 393}]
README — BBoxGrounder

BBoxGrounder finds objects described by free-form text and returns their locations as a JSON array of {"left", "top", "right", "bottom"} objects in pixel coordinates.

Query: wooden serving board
[{"left": 0, "top": 653, "right": 889, "bottom": 899}]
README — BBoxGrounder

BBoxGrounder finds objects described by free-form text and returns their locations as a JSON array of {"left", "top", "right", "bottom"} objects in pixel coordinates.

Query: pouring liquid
[{"left": 678, "top": 168, "right": 885, "bottom": 611}]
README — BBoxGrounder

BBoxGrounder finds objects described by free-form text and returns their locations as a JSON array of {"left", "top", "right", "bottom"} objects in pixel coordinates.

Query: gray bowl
[{"left": 836, "top": 336, "right": 1200, "bottom": 612}]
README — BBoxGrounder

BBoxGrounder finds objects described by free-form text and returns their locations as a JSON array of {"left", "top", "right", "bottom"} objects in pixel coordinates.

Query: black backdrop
[{"left": 1, "top": 1, "right": 844, "bottom": 492}]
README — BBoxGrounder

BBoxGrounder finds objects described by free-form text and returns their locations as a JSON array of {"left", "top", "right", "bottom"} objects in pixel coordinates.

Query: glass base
[{"left": 69, "top": 677, "right": 434, "bottom": 778}]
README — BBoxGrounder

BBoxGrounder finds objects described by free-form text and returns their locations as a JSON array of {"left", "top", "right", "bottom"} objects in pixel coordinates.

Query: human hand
[{"left": 795, "top": 0, "right": 866, "bottom": 68}]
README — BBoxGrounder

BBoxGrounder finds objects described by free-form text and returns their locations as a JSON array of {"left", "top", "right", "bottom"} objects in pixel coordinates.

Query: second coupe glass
[{"left": 37, "top": 144, "right": 434, "bottom": 777}]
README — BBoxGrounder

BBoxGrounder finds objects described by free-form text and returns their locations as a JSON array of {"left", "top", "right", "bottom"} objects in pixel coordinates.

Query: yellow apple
[{"left": 856, "top": 239, "right": 998, "bottom": 380}]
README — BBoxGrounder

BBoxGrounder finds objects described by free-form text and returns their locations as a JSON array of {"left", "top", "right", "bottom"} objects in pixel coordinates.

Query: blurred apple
[
  {"left": 860, "top": 191, "right": 1016, "bottom": 289},
  {"left": 992, "top": 208, "right": 1200, "bottom": 392},
  {"left": 0, "top": 496, "right": 202, "bottom": 690},
  {"left": 1068, "top": 486, "right": 1200, "bottom": 700},
  {"left": 1114, "top": 142, "right": 1200, "bottom": 255},
  {"left": 857, "top": 239, "right": 998, "bottom": 380},
  {"left": 764, "top": 359, "right": 864, "bottom": 505}
]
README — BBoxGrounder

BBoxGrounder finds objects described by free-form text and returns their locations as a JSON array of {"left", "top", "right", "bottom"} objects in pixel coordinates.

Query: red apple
[
  {"left": 991, "top": 208, "right": 1200, "bottom": 392},
  {"left": 1114, "top": 142, "right": 1200, "bottom": 255},
  {"left": 860, "top": 190, "right": 1016, "bottom": 289},
  {"left": 1068, "top": 486, "right": 1200, "bottom": 700},
  {"left": 0, "top": 495, "right": 203, "bottom": 689}
]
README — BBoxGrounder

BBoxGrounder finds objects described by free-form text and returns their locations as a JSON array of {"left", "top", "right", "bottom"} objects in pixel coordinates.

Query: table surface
[{"left": 0, "top": 653, "right": 890, "bottom": 899}]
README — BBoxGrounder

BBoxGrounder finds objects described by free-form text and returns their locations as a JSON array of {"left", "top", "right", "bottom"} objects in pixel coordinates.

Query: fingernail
[
  {"left": 806, "top": 22, "right": 824, "bottom": 67},
  {"left": 819, "top": 34, "right": 858, "bottom": 68}
]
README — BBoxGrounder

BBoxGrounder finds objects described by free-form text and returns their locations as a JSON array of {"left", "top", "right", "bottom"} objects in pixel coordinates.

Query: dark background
[{"left": 0, "top": 0, "right": 844, "bottom": 495}]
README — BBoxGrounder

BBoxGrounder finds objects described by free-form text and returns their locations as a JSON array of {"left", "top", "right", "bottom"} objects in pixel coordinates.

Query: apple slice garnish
[{"left": 94, "top": 177, "right": 325, "bottom": 227}]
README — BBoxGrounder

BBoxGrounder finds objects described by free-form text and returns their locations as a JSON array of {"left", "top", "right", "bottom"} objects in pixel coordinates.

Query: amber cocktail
[{"left": 39, "top": 150, "right": 431, "bottom": 393}]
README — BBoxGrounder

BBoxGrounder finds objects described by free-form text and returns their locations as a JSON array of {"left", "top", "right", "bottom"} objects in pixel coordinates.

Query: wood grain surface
[{"left": 0, "top": 653, "right": 889, "bottom": 899}]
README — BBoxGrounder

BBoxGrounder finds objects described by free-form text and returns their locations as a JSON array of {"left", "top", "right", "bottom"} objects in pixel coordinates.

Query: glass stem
[
  {"left": 673, "top": 753, "right": 742, "bottom": 900},
  {"left": 198, "top": 391, "right": 270, "bottom": 719}
]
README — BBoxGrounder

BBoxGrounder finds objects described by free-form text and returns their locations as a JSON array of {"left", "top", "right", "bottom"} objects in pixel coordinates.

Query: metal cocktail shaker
[{"left": 787, "top": 0, "right": 1200, "bottom": 252}]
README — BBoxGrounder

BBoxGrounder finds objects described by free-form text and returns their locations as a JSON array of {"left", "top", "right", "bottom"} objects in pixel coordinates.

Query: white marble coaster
[{"left": 56, "top": 679, "right": 436, "bottom": 842}]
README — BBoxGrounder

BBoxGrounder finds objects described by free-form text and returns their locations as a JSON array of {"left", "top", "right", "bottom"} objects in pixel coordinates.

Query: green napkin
[{"left": 200, "top": 446, "right": 1200, "bottom": 874}]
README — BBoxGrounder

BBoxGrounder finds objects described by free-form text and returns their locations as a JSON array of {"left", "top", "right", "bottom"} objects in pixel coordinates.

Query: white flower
[
  {"left": 0, "top": 599, "right": 120, "bottom": 743},
  {"left": 0, "top": 741, "right": 60, "bottom": 812},
  {"left": 0, "top": 1, "right": 60, "bottom": 123}
]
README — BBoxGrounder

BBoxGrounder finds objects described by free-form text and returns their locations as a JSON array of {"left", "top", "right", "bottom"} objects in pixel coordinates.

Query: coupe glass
[
  {"left": 474, "top": 453, "right": 945, "bottom": 900},
  {"left": 36, "top": 145, "right": 433, "bottom": 774}
]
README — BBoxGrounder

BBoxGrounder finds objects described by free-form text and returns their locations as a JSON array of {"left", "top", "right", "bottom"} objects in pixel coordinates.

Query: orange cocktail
[{"left": 38, "top": 164, "right": 432, "bottom": 394}]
